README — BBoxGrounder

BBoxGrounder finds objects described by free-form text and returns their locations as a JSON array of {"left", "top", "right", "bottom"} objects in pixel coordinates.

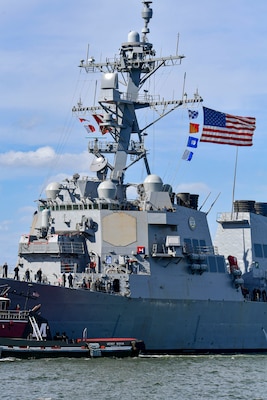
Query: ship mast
[{"left": 73, "top": 0, "right": 201, "bottom": 193}]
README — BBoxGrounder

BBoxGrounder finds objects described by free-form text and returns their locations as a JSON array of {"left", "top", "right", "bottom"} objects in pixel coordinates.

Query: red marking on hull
[{"left": 0, "top": 321, "right": 27, "bottom": 338}]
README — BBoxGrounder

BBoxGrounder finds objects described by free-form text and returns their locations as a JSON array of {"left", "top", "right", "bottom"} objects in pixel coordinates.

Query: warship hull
[{"left": 2, "top": 278, "right": 267, "bottom": 353}]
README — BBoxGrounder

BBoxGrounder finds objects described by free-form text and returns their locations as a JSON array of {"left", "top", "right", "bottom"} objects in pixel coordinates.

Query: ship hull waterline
[{"left": 2, "top": 278, "right": 267, "bottom": 354}]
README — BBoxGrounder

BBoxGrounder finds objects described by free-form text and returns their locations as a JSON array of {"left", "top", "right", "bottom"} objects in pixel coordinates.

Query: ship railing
[
  {"left": 183, "top": 244, "right": 219, "bottom": 256},
  {"left": 59, "top": 243, "right": 85, "bottom": 255},
  {"left": 120, "top": 92, "right": 159, "bottom": 104},
  {"left": 216, "top": 212, "right": 249, "bottom": 223},
  {"left": 19, "top": 242, "right": 84, "bottom": 255},
  {"left": 0, "top": 310, "right": 29, "bottom": 320},
  {"left": 88, "top": 140, "right": 145, "bottom": 155},
  {"left": 19, "top": 242, "right": 59, "bottom": 254},
  {"left": 61, "top": 264, "right": 76, "bottom": 274},
  {"left": 88, "top": 140, "right": 118, "bottom": 153}
]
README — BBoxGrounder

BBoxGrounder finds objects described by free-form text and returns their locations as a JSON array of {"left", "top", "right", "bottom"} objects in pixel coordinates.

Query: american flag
[{"left": 200, "top": 107, "right": 256, "bottom": 146}]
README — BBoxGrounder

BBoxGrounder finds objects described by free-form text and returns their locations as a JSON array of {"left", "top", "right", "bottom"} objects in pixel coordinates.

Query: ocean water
[{"left": 1, "top": 354, "right": 266, "bottom": 399}]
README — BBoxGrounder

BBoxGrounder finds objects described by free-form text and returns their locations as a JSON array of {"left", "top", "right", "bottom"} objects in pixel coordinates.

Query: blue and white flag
[
  {"left": 187, "top": 136, "right": 199, "bottom": 148},
  {"left": 188, "top": 110, "right": 199, "bottom": 120},
  {"left": 182, "top": 149, "right": 193, "bottom": 161}
]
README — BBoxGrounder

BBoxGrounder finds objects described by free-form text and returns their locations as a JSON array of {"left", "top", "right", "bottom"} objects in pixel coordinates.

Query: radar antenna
[{"left": 141, "top": 1, "right": 153, "bottom": 42}]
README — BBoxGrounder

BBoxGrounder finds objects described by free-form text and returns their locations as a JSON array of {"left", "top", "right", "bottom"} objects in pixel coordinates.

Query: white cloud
[
  {"left": 0, "top": 147, "right": 92, "bottom": 168},
  {"left": 0, "top": 147, "right": 55, "bottom": 167},
  {"left": 0, "top": 147, "right": 94, "bottom": 182},
  {"left": 176, "top": 182, "right": 210, "bottom": 196},
  {"left": 0, "top": 219, "right": 11, "bottom": 232}
]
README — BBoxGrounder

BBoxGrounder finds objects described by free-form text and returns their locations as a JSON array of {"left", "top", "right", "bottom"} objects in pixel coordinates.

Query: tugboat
[
  {"left": 0, "top": 335, "right": 145, "bottom": 359},
  {"left": 0, "top": 287, "right": 145, "bottom": 358},
  {"left": 0, "top": 1, "right": 265, "bottom": 354},
  {"left": 0, "top": 285, "right": 49, "bottom": 340}
]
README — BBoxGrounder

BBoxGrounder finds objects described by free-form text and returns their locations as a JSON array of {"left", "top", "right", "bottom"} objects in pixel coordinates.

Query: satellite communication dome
[
  {"left": 143, "top": 174, "right": 163, "bottom": 193},
  {"left": 128, "top": 31, "right": 140, "bottom": 43},
  {"left": 97, "top": 180, "right": 117, "bottom": 200},
  {"left": 162, "top": 184, "right": 173, "bottom": 194},
  {"left": 90, "top": 156, "right": 108, "bottom": 172},
  {"left": 45, "top": 182, "right": 61, "bottom": 200}
]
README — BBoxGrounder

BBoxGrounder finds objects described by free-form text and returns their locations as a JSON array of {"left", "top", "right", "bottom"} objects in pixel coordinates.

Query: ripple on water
[{"left": 1, "top": 355, "right": 267, "bottom": 400}]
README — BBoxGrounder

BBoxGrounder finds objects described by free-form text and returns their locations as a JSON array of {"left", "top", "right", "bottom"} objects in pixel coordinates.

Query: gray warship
[{"left": 1, "top": 1, "right": 266, "bottom": 353}]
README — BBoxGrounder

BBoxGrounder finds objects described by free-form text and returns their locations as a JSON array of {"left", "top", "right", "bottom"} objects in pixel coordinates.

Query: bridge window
[
  {"left": 208, "top": 256, "right": 217, "bottom": 272},
  {"left": 192, "top": 239, "right": 199, "bottom": 251},
  {"left": 199, "top": 239, "right": 206, "bottom": 248},
  {"left": 263, "top": 244, "right": 267, "bottom": 258},
  {"left": 254, "top": 243, "right": 263, "bottom": 258},
  {"left": 0, "top": 301, "right": 6, "bottom": 310},
  {"left": 217, "top": 256, "right": 226, "bottom": 273}
]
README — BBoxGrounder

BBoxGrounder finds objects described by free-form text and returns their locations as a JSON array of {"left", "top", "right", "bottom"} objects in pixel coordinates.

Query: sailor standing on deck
[
  {"left": 68, "top": 273, "right": 73, "bottom": 288},
  {"left": 14, "top": 265, "right": 19, "bottom": 280},
  {"left": 36, "top": 268, "right": 42, "bottom": 283},
  {"left": 2, "top": 262, "right": 8, "bottom": 278},
  {"left": 25, "top": 268, "right": 30, "bottom": 282}
]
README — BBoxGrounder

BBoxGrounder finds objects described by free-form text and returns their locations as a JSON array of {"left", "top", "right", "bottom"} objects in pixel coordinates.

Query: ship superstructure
[
  {"left": 215, "top": 200, "right": 267, "bottom": 299},
  {"left": 17, "top": 0, "right": 202, "bottom": 290}
]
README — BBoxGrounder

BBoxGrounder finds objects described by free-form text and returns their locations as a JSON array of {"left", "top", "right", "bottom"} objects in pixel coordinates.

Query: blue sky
[{"left": 1, "top": 0, "right": 267, "bottom": 267}]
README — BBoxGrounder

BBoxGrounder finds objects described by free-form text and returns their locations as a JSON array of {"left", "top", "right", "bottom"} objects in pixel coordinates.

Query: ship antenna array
[
  {"left": 176, "top": 33, "right": 180, "bottom": 55},
  {"left": 182, "top": 72, "right": 186, "bottom": 101},
  {"left": 141, "top": 1, "right": 153, "bottom": 42},
  {"left": 199, "top": 192, "right": 211, "bottom": 211},
  {"left": 206, "top": 192, "right": 221, "bottom": 215},
  {"left": 86, "top": 44, "right": 89, "bottom": 64}
]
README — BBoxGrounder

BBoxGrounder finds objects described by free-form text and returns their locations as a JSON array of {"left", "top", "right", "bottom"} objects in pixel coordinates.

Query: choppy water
[{"left": 1, "top": 354, "right": 266, "bottom": 399}]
